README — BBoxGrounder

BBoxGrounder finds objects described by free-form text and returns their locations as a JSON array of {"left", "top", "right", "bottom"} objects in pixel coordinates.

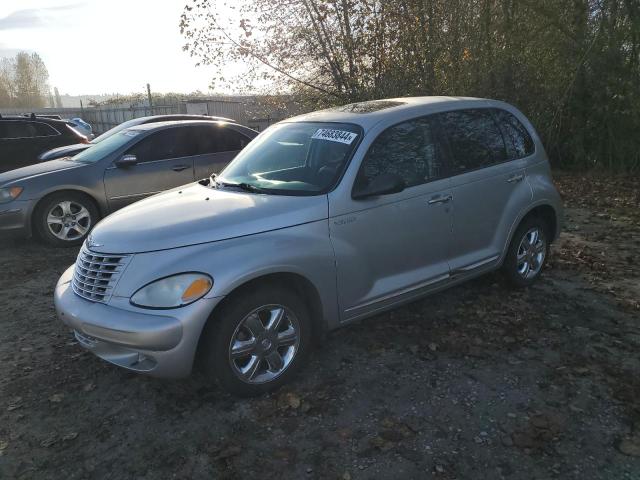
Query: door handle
[
  {"left": 172, "top": 165, "right": 190, "bottom": 172},
  {"left": 507, "top": 174, "right": 524, "bottom": 183},
  {"left": 428, "top": 194, "right": 452, "bottom": 205}
]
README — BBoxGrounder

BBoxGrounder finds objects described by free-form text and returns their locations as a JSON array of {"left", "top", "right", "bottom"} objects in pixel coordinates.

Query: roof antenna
[{"left": 30, "top": 112, "right": 36, "bottom": 120}]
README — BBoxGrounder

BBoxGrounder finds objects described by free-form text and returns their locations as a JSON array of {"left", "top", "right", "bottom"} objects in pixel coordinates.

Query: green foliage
[{"left": 181, "top": 0, "right": 640, "bottom": 171}]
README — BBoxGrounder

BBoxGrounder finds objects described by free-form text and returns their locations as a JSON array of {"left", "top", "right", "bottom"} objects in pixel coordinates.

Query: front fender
[{"left": 110, "top": 219, "right": 339, "bottom": 330}]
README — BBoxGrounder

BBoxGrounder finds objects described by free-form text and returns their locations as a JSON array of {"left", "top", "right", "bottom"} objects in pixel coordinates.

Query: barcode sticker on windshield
[{"left": 311, "top": 128, "right": 358, "bottom": 145}]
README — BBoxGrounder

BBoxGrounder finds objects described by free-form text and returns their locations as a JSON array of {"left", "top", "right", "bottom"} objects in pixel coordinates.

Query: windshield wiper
[{"left": 210, "top": 174, "right": 267, "bottom": 193}]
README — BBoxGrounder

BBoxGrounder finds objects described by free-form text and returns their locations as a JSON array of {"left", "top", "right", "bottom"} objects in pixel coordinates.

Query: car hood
[
  {"left": 0, "top": 158, "right": 87, "bottom": 186},
  {"left": 89, "top": 183, "right": 329, "bottom": 254},
  {"left": 38, "top": 143, "right": 90, "bottom": 161}
]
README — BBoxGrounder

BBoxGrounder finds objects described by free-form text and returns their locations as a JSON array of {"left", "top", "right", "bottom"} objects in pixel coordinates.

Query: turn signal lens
[
  {"left": 182, "top": 278, "right": 213, "bottom": 303},
  {"left": 0, "top": 186, "right": 23, "bottom": 204}
]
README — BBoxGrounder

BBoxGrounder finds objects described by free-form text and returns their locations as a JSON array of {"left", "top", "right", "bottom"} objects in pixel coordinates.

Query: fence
[
  {"left": 0, "top": 103, "right": 287, "bottom": 134},
  {"left": 81, "top": 105, "right": 182, "bottom": 134}
]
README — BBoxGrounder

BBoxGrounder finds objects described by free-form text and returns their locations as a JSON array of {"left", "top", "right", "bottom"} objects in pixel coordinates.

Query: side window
[
  {"left": 191, "top": 126, "right": 250, "bottom": 155},
  {"left": 33, "top": 122, "right": 59, "bottom": 137},
  {"left": 438, "top": 109, "right": 507, "bottom": 174},
  {"left": 2, "top": 121, "right": 37, "bottom": 139},
  {"left": 357, "top": 117, "right": 445, "bottom": 189},
  {"left": 127, "top": 127, "right": 195, "bottom": 163},
  {"left": 493, "top": 109, "right": 535, "bottom": 159},
  {"left": 219, "top": 129, "right": 250, "bottom": 152}
]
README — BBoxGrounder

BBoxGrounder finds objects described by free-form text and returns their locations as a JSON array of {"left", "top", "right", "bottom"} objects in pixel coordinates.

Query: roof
[
  {"left": 284, "top": 96, "right": 498, "bottom": 131},
  {"left": 0, "top": 115, "right": 71, "bottom": 126},
  {"left": 127, "top": 119, "right": 241, "bottom": 131}
]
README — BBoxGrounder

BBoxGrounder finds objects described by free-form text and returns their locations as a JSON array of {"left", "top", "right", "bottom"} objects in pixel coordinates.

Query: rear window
[{"left": 493, "top": 109, "right": 535, "bottom": 159}]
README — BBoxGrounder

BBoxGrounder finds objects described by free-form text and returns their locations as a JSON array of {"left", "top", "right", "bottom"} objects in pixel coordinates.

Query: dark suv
[{"left": 0, "top": 115, "right": 89, "bottom": 173}]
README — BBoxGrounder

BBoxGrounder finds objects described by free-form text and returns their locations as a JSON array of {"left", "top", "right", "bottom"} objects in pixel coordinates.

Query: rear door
[
  {"left": 104, "top": 126, "right": 195, "bottom": 210},
  {"left": 191, "top": 125, "right": 251, "bottom": 179},
  {"left": 438, "top": 108, "right": 532, "bottom": 273}
]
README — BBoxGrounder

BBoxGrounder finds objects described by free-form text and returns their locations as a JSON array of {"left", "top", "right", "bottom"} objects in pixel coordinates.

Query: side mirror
[
  {"left": 352, "top": 172, "right": 405, "bottom": 199},
  {"left": 114, "top": 154, "right": 138, "bottom": 168}
]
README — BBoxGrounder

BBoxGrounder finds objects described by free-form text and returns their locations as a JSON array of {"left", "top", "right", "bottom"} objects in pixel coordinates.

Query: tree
[
  {"left": 181, "top": 0, "right": 640, "bottom": 171},
  {"left": 0, "top": 51, "right": 51, "bottom": 108}
]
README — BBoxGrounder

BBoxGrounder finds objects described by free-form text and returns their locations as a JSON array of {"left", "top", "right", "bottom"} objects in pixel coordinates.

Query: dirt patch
[{"left": 1, "top": 173, "right": 639, "bottom": 479}]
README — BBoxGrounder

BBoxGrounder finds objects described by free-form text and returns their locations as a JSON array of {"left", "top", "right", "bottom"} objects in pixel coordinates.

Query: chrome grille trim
[{"left": 71, "top": 247, "right": 131, "bottom": 303}]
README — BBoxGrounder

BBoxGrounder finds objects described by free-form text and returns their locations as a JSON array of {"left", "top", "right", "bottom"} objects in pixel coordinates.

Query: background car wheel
[
  {"left": 201, "top": 285, "right": 312, "bottom": 397},
  {"left": 503, "top": 216, "right": 550, "bottom": 288},
  {"left": 34, "top": 192, "right": 99, "bottom": 247}
]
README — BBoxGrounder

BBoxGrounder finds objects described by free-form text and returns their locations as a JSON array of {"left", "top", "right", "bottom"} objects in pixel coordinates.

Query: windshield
[
  {"left": 218, "top": 122, "right": 362, "bottom": 195},
  {"left": 73, "top": 130, "right": 140, "bottom": 163},
  {"left": 90, "top": 118, "right": 145, "bottom": 144}
]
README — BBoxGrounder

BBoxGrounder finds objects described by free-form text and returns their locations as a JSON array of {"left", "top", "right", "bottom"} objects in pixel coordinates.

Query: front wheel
[
  {"left": 200, "top": 285, "right": 312, "bottom": 396},
  {"left": 34, "top": 192, "right": 99, "bottom": 247},
  {"left": 503, "top": 217, "right": 550, "bottom": 288}
]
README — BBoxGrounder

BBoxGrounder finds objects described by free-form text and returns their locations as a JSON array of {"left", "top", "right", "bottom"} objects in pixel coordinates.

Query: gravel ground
[{"left": 1, "top": 173, "right": 639, "bottom": 479}]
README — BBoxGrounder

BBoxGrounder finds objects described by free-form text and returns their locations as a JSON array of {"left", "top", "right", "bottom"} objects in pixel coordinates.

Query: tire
[
  {"left": 34, "top": 192, "right": 100, "bottom": 247},
  {"left": 200, "top": 285, "right": 312, "bottom": 396},
  {"left": 503, "top": 216, "right": 550, "bottom": 288}
]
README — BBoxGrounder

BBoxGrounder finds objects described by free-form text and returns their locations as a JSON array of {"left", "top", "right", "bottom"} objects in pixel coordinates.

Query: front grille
[{"left": 72, "top": 247, "right": 131, "bottom": 303}]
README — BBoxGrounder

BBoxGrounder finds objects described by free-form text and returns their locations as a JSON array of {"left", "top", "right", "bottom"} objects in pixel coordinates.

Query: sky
[{"left": 0, "top": 0, "right": 232, "bottom": 98}]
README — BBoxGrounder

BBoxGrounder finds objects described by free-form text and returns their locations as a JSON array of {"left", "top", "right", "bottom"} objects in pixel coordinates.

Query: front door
[
  {"left": 104, "top": 126, "right": 195, "bottom": 211},
  {"left": 330, "top": 116, "right": 453, "bottom": 321}
]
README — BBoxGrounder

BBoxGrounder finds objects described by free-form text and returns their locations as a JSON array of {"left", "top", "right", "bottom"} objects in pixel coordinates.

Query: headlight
[
  {"left": 0, "top": 187, "right": 23, "bottom": 204},
  {"left": 130, "top": 273, "right": 213, "bottom": 309}
]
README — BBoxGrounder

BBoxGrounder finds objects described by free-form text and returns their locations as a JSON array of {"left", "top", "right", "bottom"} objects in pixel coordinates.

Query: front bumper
[
  {"left": 54, "top": 265, "right": 223, "bottom": 378},
  {"left": 0, "top": 199, "right": 33, "bottom": 238}
]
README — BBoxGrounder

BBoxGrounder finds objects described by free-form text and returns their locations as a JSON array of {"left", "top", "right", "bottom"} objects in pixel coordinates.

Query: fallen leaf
[{"left": 49, "top": 394, "right": 64, "bottom": 403}]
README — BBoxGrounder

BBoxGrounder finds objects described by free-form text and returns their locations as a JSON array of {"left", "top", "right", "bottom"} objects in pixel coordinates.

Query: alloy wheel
[
  {"left": 228, "top": 304, "right": 300, "bottom": 384},
  {"left": 46, "top": 200, "right": 92, "bottom": 241},
  {"left": 516, "top": 227, "right": 546, "bottom": 279}
]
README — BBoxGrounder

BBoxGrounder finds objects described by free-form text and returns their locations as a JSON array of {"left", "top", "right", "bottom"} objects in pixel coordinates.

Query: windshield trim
[{"left": 217, "top": 121, "right": 365, "bottom": 197}]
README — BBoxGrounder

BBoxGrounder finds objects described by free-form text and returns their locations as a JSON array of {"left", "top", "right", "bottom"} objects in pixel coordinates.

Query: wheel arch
[
  {"left": 196, "top": 271, "right": 327, "bottom": 366},
  {"left": 503, "top": 202, "right": 559, "bottom": 260}
]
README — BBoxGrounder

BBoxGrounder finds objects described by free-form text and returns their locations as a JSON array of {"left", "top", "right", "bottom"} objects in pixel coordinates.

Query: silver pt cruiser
[{"left": 55, "top": 97, "right": 563, "bottom": 396}]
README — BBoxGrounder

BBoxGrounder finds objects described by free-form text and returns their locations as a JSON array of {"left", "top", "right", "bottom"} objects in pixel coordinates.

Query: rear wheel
[
  {"left": 503, "top": 217, "right": 549, "bottom": 288},
  {"left": 200, "top": 285, "right": 312, "bottom": 396},
  {"left": 34, "top": 192, "right": 99, "bottom": 247}
]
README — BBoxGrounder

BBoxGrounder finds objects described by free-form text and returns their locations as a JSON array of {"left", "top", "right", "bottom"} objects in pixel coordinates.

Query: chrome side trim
[
  {"left": 450, "top": 254, "right": 500, "bottom": 276},
  {"left": 109, "top": 191, "right": 162, "bottom": 200},
  {"left": 345, "top": 273, "right": 450, "bottom": 313}
]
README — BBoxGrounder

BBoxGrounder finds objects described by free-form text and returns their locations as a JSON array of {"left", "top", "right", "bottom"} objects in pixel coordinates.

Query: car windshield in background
[
  {"left": 73, "top": 130, "right": 139, "bottom": 163},
  {"left": 90, "top": 118, "right": 145, "bottom": 144},
  {"left": 218, "top": 122, "right": 362, "bottom": 195}
]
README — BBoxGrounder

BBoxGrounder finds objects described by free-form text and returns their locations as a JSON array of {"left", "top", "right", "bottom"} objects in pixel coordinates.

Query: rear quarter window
[
  {"left": 34, "top": 122, "right": 60, "bottom": 137},
  {"left": 493, "top": 109, "right": 535, "bottom": 159}
]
